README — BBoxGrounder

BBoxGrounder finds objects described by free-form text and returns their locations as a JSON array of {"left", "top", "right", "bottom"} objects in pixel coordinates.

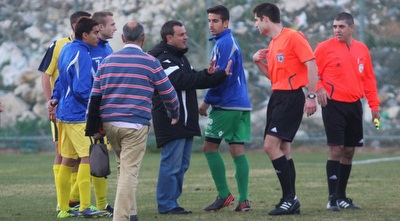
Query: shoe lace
[
  {"left": 276, "top": 199, "right": 293, "bottom": 210},
  {"left": 344, "top": 198, "right": 354, "bottom": 204},
  {"left": 58, "top": 211, "right": 67, "bottom": 217},
  {"left": 88, "top": 205, "right": 99, "bottom": 211},
  {"left": 212, "top": 196, "right": 223, "bottom": 205},
  {"left": 274, "top": 198, "right": 285, "bottom": 207},
  {"left": 58, "top": 210, "right": 75, "bottom": 218}
]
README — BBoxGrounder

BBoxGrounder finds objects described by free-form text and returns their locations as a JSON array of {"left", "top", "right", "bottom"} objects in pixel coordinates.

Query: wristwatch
[{"left": 307, "top": 93, "right": 316, "bottom": 99}]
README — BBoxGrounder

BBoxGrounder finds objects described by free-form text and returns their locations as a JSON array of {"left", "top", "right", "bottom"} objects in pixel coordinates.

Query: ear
[
  {"left": 98, "top": 24, "right": 104, "bottom": 30},
  {"left": 223, "top": 20, "right": 229, "bottom": 29},
  {"left": 262, "top": 15, "right": 269, "bottom": 22},
  {"left": 139, "top": 33, "right": 145, "bottom": 47},
  {"left": 121, "top": 34, "right": 125, "bottom": 43},
  {"left": 141, "top": 33, "right": 146, "bottom": 45},
  {"left": 166, "top": 34, "right": 173, "bottom": 43},
  {"left": 82, "top": 32, "right": 89, "bottom": 40}
]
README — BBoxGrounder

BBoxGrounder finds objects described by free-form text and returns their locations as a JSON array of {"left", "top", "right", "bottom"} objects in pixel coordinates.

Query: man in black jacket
[{"left": 148, "top": 20, "right": 231, "bottom": 215}]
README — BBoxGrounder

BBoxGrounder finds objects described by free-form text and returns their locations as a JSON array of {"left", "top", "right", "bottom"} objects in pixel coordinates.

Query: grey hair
[{"left": 123, "top": 22, "right": 144, "bottom": 42}]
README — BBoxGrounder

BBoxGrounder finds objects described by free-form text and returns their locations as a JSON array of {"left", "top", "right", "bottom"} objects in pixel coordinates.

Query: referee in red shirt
[{"left": 314, "top": 12, "right": 380, "bottom": 211}]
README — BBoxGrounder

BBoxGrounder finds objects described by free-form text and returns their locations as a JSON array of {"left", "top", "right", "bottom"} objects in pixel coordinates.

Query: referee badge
[
  {"left": 277, "top": 53, "right": 284, "bottom": 63},
  {"left": 358, "top": 64, "right": 364, "bottom": 73}
]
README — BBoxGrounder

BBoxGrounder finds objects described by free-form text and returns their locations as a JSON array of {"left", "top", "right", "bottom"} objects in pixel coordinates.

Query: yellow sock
[
  {"left": 77, "top": 163, "right": 91, "bottom": 210},
  {"left": 57, "top": 165, "right": 73, "bottom": 211},
  {"left": 53, "top": 164, "right": 61, "bottom": 206},
  {"left": 92, "top": 176, "right": 108, "bottom": 209},
  {"left": 69, "top": 172, "right": 80, "bottom": 203}
]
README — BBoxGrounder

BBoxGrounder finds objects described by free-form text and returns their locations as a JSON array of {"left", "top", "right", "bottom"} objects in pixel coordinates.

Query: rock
[
  {"left": 0, "top": 93, "right": 30, "bottom": 127},
  {"left": 18, "top": 110, "right": 37, "bottom": 122},
  {"left": 230, "top": 5, "right": 245, "bottom": 22},
  {"left": 0, "top": 42, "right": 28, "bottom": 86},
  {"left": 386, "top": 106, "right": 400, "bottom": 119},
  {"left": 32, "top": 102, "right": 48, "bottom": 120},
  {"left": 13, "top": 83, "right": 32, "bottom": 103},
  {"left": 24, "top": 26, "right": 42, "bottom": 40},
  {"left": 0, "top": 0, "right": 398, "bottom": 146}
]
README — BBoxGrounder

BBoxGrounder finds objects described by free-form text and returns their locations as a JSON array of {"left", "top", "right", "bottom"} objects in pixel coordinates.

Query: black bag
[{"left": 89, "top": 137, "right": 111, "bottom": 178}]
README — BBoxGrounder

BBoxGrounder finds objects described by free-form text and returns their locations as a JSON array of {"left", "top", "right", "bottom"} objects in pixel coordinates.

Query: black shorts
[
  {"left": 322, "top": 99, "right": 363, "bottom": 147},
  {"left": 264, "top": 89, "right": 305, "bottom": 142}
]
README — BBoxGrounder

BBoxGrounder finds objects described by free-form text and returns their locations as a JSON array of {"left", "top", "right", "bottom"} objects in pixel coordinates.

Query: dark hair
[
  {"left": 123, "top": 22, "right": 144, "bottom": 42},
  {"left": 252, "top": 3, "right": 280, "bottom": 23},
  {"left": 70, "top": 11, "right": 91, "bottom": 29},
  {"left": 91, "top": 11, "right": 113, "bottom": 26},
  {"left": 160, "top": 20, "right": 183, "bottom": 42},
  {"left": 206, "top": 5, "right": 230, "bottom": 22},
  {"left": 335, "top": 12, "right": 354, "bottom": 26},
  {"left": 74, "top": 17, "right": 99, "bottom": 40}
]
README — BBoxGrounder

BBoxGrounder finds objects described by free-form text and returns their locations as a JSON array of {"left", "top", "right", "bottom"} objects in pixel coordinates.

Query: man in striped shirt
[{"left": 86, "top": 21, "right": 180, "bottom": 221}]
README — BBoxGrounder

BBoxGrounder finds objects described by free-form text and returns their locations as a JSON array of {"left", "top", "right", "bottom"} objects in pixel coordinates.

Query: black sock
[
  {"left": 338, "top": 164, "right": 352, "bottom": 199},
  {"left": 287, "top": 158, "right": 296, "bottom": 196},
  {"left": 272, "top": 156, "right": 294, "bottom": 200},
  {"left": 326, "top": 160, "right": 340, "bottom": 198}
]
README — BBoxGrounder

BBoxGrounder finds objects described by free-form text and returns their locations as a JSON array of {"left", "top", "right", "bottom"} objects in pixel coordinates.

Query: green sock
[
  {"left": 234, "top": 154, "right": 249, "bottom": 203},
  {"left": 204, "top": 152, "right": 230, "bottom": 198}
]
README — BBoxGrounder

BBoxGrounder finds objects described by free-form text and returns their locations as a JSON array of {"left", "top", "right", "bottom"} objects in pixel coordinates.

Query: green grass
[{"left": 0, "top": 147, "right": 399, "bottom": 221}]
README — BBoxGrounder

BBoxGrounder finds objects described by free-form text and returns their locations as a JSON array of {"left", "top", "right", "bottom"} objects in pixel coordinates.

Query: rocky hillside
[{"left": 0, "top": 0, "right": 399, "bottom": 145}]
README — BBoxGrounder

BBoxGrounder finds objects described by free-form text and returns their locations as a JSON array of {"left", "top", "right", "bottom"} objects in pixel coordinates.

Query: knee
[
  {"left": 63, "top": 158, "right": 79, "bottom": 167},
  {"left": 328, "top": 146, "right": 343, "bottom": 160},
  {"left": 202, "top": 142, "right": 219, "bottom": 153},
  {"left": 263, "top": 144, "right": 269, "bottom": 153},
  {"left": 263, "top": 144, "right": 273, "bottom": 156},
  {"left": 342, "top": 148, "right": 355, "bottom": 160}
]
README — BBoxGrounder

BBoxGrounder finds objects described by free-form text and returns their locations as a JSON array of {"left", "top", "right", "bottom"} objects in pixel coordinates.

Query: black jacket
[{"left": 148, "top": 41, "right": 227, "bottom": 148}]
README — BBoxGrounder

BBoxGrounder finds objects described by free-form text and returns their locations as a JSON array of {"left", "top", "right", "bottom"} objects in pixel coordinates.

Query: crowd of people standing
[{"left": 34, "top": 2, "right": 380, "bottom": 221}]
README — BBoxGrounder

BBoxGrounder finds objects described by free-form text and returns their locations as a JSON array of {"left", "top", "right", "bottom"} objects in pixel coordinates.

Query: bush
[{"left": 0, "top": 118, "right": 50, "bottom": 136}]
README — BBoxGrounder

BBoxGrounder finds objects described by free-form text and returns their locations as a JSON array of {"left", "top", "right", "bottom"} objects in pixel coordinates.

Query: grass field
[{"left": 0, "top": 146, "right": 399, "bottom": 221}]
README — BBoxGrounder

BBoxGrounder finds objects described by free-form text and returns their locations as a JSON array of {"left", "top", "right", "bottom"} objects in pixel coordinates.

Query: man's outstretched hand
[{"left": 208, "top": 60, "right": 233, "bottom": 76}]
